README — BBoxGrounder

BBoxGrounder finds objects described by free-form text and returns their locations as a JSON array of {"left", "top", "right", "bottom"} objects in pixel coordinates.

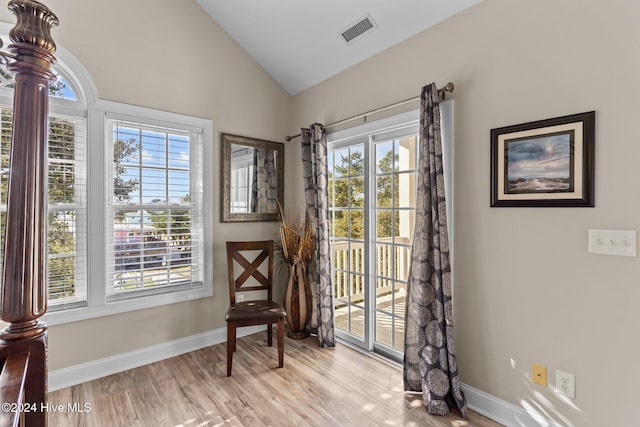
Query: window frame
[
  {"left": 327, "top": 105, "right": 454, "bottom": 360},
  {"left": 104, "top": 115, "right": 204, "bottom": 301},
  {"left": 41, "top": 101, "right": 213, "bottom": 326},
  {"left": 0, "top": 24, "right": 93, "bottom": 317},
  {"left": 0, "top": 104, "right": 89, "bottom": 311},
  {"left": 45, "top": 113, "right": 88, "bottom": 311},
  {"left": 327, "top": 110, "right": 420, "bottom": 357},
  {"left": 0, "top": 25, "right": 214, "bottom": 326}
]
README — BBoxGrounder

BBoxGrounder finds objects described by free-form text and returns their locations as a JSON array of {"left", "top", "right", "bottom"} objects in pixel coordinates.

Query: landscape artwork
[
  {"left": 490, "top": 111, "right": 595, "bottom": 207},
  {"left": 504, "top": 131, "right": 574, "bottom": 194}
]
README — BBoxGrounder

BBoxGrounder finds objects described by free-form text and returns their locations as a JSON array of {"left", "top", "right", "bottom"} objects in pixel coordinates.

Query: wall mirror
[{"left": 221, "top": 133, "right": 285, "bottom": 222}]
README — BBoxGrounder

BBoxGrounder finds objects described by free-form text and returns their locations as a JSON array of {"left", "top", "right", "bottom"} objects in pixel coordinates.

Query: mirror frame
[{"left": 221, "top": 133, "right": 285, "bottom": 222}]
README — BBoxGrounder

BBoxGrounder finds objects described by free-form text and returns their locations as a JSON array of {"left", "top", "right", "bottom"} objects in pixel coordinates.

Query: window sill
[{"left": 42, "top": 285, "right": 212, "bottom": 326}]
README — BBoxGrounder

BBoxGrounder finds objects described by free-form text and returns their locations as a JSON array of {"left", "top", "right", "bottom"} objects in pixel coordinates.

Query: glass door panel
[
  {"left": 329, "top": 133, "right": 417, "bottom": 360},
  {"left": 329, "top": 144, "right": 367, "bottom": 345},
  {"left": 372, "top": 136, "right": 416, "bottom": 357}
]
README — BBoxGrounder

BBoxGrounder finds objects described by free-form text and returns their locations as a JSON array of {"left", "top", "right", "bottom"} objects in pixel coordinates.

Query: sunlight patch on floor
[
  {"left": 362, "top": 402, "right": 376, "bottom": 412},
  {"left": 409, "top": 398, "right": 423, "bottom": 408}
]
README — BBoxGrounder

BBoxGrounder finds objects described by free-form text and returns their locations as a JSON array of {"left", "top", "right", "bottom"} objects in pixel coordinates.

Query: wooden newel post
[
  {"left": 0, "top": 0, "right": 58, "bottom": 339},
  {"left": 0, "top": 2, "right": 58, "bottom": 425}
]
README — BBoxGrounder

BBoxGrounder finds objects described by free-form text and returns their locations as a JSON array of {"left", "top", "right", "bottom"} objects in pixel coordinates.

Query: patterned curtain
[
  {"left": 403, "top": 83, "right": 468, "bottom": 418},
  {"left": 300, "top": 124, "right": 335, "bottom": 347},
  {"left": 262, "top": 149, "right": 277, "bottom": 212},
  {"left": 250, "top": 149, "right": 260, "bottom": 212},
  {"left": 250, "top": 148, "right": 277, "bottom": 213}
]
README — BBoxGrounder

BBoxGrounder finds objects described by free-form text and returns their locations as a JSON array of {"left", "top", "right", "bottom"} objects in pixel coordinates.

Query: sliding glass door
[
  {"left": 328, "top": 112, "right": 419, "bottom": 360},
  {"left": 373, "top": 136, "right": 416, "bottom": 354}
]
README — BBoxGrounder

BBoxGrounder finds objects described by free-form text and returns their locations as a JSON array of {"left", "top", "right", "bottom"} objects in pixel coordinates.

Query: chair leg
[
  {"left": 227, "top": 321, "right": 236, "bottom": 376},
  {"left": 277, "top": 318, "right": 284, "bottom": 368},
  {"left": 267, "top": 322, "right": 273, "bottom": 346}
]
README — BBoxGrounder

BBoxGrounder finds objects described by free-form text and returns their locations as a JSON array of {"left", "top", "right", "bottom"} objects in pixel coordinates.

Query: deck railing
[{"left": 332, "top": 237, "right": 411, "bottom": 303}]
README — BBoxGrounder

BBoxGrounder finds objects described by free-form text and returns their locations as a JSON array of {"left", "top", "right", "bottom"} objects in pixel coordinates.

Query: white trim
[
  {"left": 43, "top": 286, "right": 212, "bottom": 325},
  {"left": 48, "top": 325, "right": 264, "bottom": 391},
  {"left": 462, "top": 383, "right": 564, "bottom": 427},
  {"left": 90, "top": 99, "right": 208, "bottom": 133},
  {"left": 327, "top": 109, "right": 419, "bottom": 145},
  {"left": 43, "top": 100, "right": 214, "bottom": 326},
  {"left": 55, "top": 44, "right": 99, "bottom": 106}
]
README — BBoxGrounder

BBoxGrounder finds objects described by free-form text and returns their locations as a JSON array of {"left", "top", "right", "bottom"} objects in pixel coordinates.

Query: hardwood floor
[{"left": 48, "top": 332, "right": 502, "bottom": 427}]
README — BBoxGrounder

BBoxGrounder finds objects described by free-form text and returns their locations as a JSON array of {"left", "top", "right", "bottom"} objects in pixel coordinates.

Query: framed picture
[{"left": 490, "top": 111, "right": 595, "bottom": 207}]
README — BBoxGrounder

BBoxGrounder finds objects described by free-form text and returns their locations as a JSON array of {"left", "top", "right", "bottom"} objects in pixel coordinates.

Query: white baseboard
[
  {"left": 50, "top": 331, "right": 561, "bottom": 427},
  {"left": 48, "top": 325, "right": 263, "bottom": 392},
  {"left": 462, "top": 383, "right": 564, "bottom": 427}
]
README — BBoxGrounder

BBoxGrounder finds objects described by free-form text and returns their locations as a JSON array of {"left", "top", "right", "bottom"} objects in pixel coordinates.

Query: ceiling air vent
[{"left": 340, "top": 14, "right": 377, "bottom": 44}]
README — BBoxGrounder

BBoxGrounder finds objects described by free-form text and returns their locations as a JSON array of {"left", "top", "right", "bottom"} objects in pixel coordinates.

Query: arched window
[
  {"left": 0, "top": 23, "right": 212, "bottom": 324},
  {"left": 0, "top": 23, "right": 97, "bottom": 311}
]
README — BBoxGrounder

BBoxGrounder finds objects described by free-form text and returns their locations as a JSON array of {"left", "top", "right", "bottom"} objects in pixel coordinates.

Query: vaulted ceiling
[{"left": 196, "top": 0, "right": 483, "bottom": 95}]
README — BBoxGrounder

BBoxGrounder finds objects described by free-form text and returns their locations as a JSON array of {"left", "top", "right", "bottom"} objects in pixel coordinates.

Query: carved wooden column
[
  {"left": 0, "top": 0, "right": 58, "bottom": 338},
  {"left": 0, "top": 1, "right": 58, "bottom": 425}
]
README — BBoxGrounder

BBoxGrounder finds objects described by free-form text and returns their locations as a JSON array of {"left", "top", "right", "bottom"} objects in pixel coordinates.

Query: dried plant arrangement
[
  {"left": 275, "top": 201, "right": 316, "bottom": 269},
  {"left": 275, "top": 200, "right": 315, "bottom": 339}
]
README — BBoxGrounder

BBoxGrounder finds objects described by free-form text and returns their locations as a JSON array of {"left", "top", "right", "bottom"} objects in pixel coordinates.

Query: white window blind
[
  {"left": 0, "top": 107, "right": 87, "bottom": 309},
  {"left": 105, "top": 119, "right": 204, "bottom": 300}
]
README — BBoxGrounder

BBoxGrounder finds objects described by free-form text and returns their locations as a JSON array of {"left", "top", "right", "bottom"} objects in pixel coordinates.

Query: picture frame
[
  {"left": 490, "top": 111, "right": 595, "bottom": 207},
  {"left": 221, "top": 133, "right": 285, "bottom": 222}
]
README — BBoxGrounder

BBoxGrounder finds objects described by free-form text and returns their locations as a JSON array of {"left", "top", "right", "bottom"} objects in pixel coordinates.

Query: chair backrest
[{"left": 226, "top": 240, "right": 274, "bottom": 305}]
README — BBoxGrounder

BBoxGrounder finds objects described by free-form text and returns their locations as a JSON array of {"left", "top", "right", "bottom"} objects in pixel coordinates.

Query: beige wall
[
  {"left": 0, "top": 0, "right": 291, "bottom": 371},
  {"left": 0, "top": 0, "right": 638, "bottom": 425},
  {"left": 291, "top": 0, "right": 640, "bottom": 426}
]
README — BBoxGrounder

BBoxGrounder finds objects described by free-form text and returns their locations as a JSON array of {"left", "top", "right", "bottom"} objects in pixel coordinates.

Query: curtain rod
[{"left": 285, "top": 82, "right": 454, "bottom": 141}]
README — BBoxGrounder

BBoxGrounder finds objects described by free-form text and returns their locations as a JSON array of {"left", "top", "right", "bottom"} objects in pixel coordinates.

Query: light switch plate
[{"left": 588, "top": 229, "right": 636, "bottom": 256}]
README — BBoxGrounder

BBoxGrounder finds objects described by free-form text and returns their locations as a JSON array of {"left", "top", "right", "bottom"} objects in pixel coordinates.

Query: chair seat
[{"left": 225, "top": 300, "right": 286, "bottom": 322}]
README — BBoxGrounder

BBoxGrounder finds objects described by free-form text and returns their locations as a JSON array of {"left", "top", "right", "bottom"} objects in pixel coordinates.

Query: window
[
  {"left": 76, "top": 100, "right": 213, "bottom": 323},
  {"left": 106, "top": 118, "right": 204, "bottom": 300},
  {"left": 0, "top": 109, "right": 87, "bottom": 309},
  {"left": 0, "top": 54, "right": 88, "bottom": 312},
  {"left": 47, "top": 114, "right": 87, "bottom": 308},
  {"left": 0, "top": 24, "right": 213, "bottom": 324}
]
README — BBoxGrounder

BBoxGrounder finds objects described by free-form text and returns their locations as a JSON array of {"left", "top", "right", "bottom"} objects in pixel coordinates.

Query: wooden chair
[{"left": 225, "top": 240, "right": 286, "bottom": 376}]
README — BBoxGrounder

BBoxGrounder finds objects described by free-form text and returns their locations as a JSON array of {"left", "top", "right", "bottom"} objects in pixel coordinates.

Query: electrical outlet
[
  {"left": 236, "top": 294, "right": 245, "bottom": 302},
  {"left": 556, "top": 370, "right": 575, "bottom": 398},
  {"left": 532, "top": 363, "right": 547, "bottom": 387}
]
